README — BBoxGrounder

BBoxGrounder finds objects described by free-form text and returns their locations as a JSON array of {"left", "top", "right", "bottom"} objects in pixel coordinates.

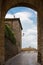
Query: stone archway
[{"left": 0, "top": 0, "right": 43, "bottom": 65}]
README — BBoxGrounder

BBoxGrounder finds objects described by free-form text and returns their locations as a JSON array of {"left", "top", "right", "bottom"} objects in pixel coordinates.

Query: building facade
[{"left": 5, "top": 18, "right": 22, "bottom": 61}]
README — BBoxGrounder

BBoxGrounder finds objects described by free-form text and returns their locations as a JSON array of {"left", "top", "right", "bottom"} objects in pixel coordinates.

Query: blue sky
[{"left": 5, "top": 7, "right": 37, "bottom": 49}]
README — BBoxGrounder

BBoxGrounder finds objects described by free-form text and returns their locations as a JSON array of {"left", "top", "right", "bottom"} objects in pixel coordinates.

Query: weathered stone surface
[
  {"left": 0, "top": 0, "right": 43, "bottom": 65},
  {"left": 5, "top": 37, "right": 18, "bottom": 61},
  {"left": 5, "top": 18, "right": 22, "bottom": 52},
  {"left": 5, "top": 18, "right": 22, "bottom": 61}
]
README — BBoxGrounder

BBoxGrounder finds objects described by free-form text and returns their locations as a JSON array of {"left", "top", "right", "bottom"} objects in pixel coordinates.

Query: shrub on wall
[{"left": 5, "top": 24, "right": 16, "bottom": 45}]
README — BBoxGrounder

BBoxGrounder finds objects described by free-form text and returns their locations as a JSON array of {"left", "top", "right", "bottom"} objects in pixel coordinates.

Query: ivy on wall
[{"left": 5, "top": 24, "right": 16, "bottom": 45}]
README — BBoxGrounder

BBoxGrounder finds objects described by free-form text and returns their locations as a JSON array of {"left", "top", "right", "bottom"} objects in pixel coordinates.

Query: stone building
[{"left": 4, "top": 18, "right": 22, "bottom": 61}]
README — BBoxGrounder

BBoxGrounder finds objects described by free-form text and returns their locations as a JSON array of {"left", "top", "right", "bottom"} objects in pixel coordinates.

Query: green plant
[{"left": 5, "top": 24, "right": 16, "bottom": 45}]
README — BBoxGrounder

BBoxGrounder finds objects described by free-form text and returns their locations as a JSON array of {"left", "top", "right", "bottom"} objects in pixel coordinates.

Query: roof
[{"left": 5, "top": 18, "right": 23, "bottom": 30}]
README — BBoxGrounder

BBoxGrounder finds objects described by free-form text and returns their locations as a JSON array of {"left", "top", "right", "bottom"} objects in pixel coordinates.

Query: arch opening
[
  {"left": 3, "top": 2, "right": 38, "bottom": 17},
  {"left": 1, "top": 0, "right": 43, "bottom": 65},
  {"left": 5, "top": 7, "right": 38, "bottom": 62},
  {"left": 5, "top": 7, "right": 37, "bottom": 49}
]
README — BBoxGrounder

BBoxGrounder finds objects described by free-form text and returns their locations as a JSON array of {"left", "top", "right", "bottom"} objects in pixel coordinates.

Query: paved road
[{"left": 5, "top": 51, "right": 40, "bottom": 65}]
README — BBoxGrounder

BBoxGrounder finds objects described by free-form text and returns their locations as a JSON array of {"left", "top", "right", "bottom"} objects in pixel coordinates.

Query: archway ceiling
[{"left": 1, "top": 0, "right": 43, "bottom": 17}]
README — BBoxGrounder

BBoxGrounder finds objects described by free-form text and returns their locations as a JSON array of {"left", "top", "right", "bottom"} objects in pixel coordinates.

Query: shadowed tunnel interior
[{"left": 0, "top": 0, "right": 43, "bottom": 65}]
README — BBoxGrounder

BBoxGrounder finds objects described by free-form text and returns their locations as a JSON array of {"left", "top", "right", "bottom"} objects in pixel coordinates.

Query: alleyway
[{"left": 5, "top": 51, "right": 40, "bottom": 65}]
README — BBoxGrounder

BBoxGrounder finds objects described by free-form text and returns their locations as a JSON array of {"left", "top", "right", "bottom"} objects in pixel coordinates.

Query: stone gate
[{"left": 0, "top": 0, "right": 43, "bottom": 65}]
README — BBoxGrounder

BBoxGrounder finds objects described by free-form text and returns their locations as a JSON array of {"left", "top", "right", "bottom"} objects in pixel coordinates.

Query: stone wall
[
  {"left": 5, "top": 18, "right": 22, "bottom": 53},
  {"left": 38, "top": 9, "right": 43, "bottom": 64},
  {"left": 12, "top": 19, "right": 22, "bottom": 52},
  {"left": 0, "top": 14, "right": 5, "bottom": 65},
  {"left": 0, "top": 0, "right": 43, "bottom": 65},
  {"left": 5, "top": 37, "right": 18, "bottom": 61}
]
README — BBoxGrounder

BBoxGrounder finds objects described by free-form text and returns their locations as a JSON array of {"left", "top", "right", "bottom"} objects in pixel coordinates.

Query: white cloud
[
  {"left": 34, "top": 11, "right": 37, "bottom": 15},
  {"left": 22, "top": 25, "right": 37, "bottom": 49},
  {"left": 5, "top": 13, "right": 14, "bottom": 18},
  {"left": 22, "top": 25, "right": 37, "bottom": 36},
  {"left": 22, "top": 33, "right": 37, "bottom": 49},
  {"left": 15, "top": 12, "right": 32, "bottom": 18},
  {"left": 15, "top": 12, "right": 33, "bottom": 24}
]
